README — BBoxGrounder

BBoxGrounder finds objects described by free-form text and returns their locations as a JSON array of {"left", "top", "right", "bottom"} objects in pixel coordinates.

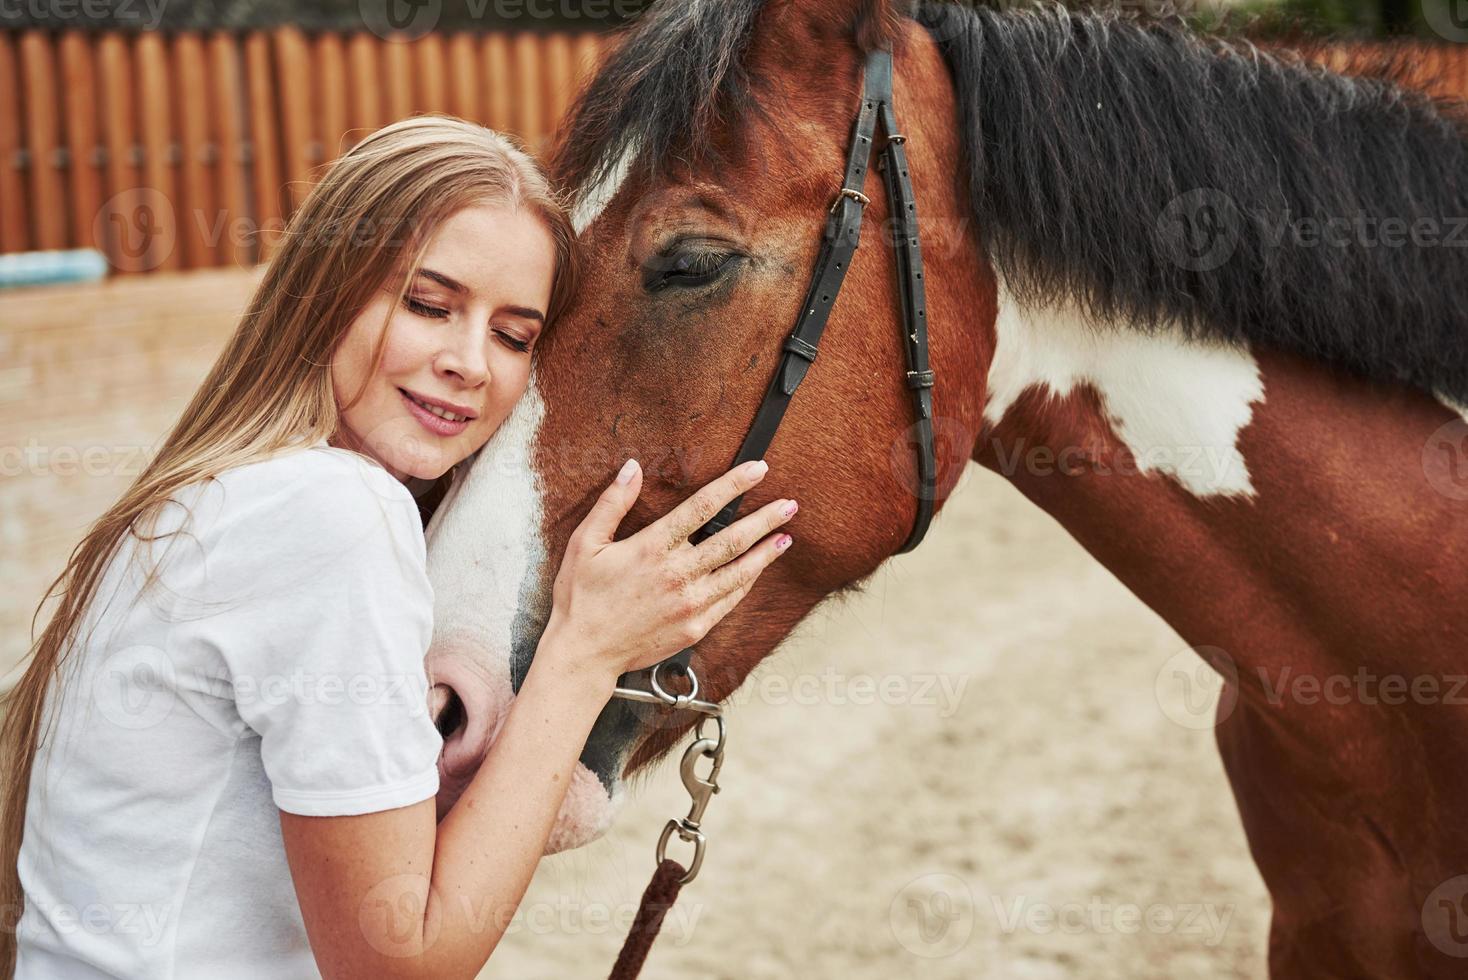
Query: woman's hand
[{"left": 541, "top": 458, "right": 796, "bottom": 691}]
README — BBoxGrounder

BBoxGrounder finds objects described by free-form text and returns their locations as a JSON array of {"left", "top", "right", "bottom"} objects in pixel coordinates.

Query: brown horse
[{"left": 423, "top": 1, "right": 1468, "bottom": 975}]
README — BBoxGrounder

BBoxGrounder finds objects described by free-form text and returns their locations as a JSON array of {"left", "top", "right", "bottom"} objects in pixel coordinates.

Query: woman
[{"left": 0, "top": 116, "right": 796, "bottom": 978}]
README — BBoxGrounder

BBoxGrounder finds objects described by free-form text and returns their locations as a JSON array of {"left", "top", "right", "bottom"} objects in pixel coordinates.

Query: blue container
[{"left": 0, "top": 249, "right": 110, "bottom": 290}]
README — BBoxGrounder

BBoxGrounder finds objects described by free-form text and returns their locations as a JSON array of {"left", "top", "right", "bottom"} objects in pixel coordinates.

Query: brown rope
[{"left": 608, "top": 859, "right": 688, "bottom": 980}]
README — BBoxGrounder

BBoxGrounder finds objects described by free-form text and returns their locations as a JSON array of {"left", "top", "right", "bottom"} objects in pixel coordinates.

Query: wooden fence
[
  {"left": 0, "top": 28, "right": 607, "bottom": 273},
  {"left": 1, "top": 30, "right": 1467, "bottom": 276}
]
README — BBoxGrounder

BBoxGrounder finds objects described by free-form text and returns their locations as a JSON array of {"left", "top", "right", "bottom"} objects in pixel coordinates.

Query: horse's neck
[{"left": 972, "top": 284, "right": 1468, "bottom": 678}]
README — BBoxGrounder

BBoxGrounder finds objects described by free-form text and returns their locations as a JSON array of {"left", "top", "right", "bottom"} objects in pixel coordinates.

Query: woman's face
[{"left": 332, "top": 203, "right": 557, "bottom": 481}]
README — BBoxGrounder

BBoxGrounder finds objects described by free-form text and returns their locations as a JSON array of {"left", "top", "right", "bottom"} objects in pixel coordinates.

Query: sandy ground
[
  {"left": 2, "top": 271, "right": 1270, "bottom": 978},
  {"left": 484, "top": 461, "right": 1271, "bottom": 979}
]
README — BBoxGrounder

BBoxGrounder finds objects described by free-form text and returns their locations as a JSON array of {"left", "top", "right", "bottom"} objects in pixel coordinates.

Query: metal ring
[
  {"left": 695, "top": 713, "right": 727, "bottom": 755},
  {"left": 650, "top": 661, "right": 700, "bottom": 708},
  {"left": 656, "top": 819, "right": 706, "bottom": 884},
  {"left": 887, "top": 133, "right": 907, "bottom": 144}
]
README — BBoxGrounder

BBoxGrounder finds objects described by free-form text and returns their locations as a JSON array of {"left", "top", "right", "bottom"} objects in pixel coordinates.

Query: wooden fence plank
[
  {"left": 59, "top": 33, "right": 101, "bottom": 252},
  {"left": 96, "top": 33, "right": 140, "bottom": 272},
  {"left": 20, "top": 31, "right": 66, "bottom": 251},
  {"left": 244, "top": 31, "right": 283, "bottom": 259},
  {"left": 481, "top": 32, "right": 513, "bottom": 134},
  {"left": 0, "top": 34, "right": 26, "bottom": 253},
  {"left": 208, "top": 32, "right": 252, "bottom": 268},
  {"left": 274, "top": 27, "right": 314, "bottom": 212},
  {"left": 315, "top": 32, "right": 349, "bottom": 162},
  {"left": 416, "top": 34, "right": 449, "bottom": 115},
  {"left": 543, "top": 32, "right": 574, "bottom": 139},
  {"left": 135, "top": 32, "right": 179, "bottom": 271},
  {"left": 173, "top": 32, "right": 217, "bottom": 268},
  {"left": 347, "top": 34, "right": 384, "bottom": 142},
  {"left": 448, "top": 34, "right": 481, "bottom": 123},
  {"left": 510, "top": 32, "right": 543, "bottom": 145},
  {"left": 384, "top": 40, "right": 413, "bottom": 123}
]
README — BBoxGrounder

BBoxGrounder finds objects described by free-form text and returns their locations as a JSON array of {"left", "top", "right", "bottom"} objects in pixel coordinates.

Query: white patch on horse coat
[
  {"left": 426, "top": 378, "right": 547, "bottom": 658},
  {"left": 571, "top": 139, "right": 639, "bottom": 234},
  {"left": 984, "top": 281, "right": 1265, "bottom": 498},
  {"left": 424, "top": 380, "right": 623, "bottom": 851}
]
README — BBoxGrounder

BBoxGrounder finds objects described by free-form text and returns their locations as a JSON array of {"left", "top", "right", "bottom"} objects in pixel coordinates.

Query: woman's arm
[
  {"left": 279, "top": 626, "right": 613, "bottom": 980},
  {"left": 279, "top": 459, "right": 794, "bottom": 979}
]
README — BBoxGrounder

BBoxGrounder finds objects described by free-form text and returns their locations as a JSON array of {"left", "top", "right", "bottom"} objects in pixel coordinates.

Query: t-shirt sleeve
[{"left": 197, "top": 452, "right": 443, "bottom": 817}]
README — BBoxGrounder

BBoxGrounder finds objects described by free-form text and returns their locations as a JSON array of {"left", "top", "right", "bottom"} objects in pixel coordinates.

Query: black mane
[
  {"left": 550, "top": 0, "right": 770, "bottom": 195},
  {"left": 918, "top": 2, "right": 1468, "bottom": 402},
  {"left": 558, "top": 0, "right": 1468, "bottom": 403}
]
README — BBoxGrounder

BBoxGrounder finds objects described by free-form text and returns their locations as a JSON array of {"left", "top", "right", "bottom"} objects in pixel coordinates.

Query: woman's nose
[{"left": 435, "top": 334, "right": 490, "bottom": 388}]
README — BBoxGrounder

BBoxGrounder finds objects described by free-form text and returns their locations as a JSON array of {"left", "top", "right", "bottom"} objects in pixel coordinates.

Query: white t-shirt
[{"left": 15, "top": 442, "right": 444, "bottom": 979}]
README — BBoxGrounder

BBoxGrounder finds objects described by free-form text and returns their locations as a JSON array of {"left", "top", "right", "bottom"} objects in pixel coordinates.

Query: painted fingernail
[
  {"left": 617, "top": 459, "right": 639, "bottom": 484},
  {"left": 776, "top": 534, "right": 793, "bottom": 550},
  {"left": 747, "top": 459, "right": 769, "bottom": 478},
  {"left": 781, "top": 499, "right": 798, "bottom": 518}
]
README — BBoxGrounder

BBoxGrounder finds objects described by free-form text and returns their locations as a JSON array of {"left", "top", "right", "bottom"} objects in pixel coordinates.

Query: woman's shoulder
[{"left": 182, "top": 441, "right": 426, "bottom": 567}]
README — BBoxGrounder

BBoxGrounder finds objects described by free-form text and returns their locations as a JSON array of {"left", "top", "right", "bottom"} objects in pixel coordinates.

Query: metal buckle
[{"left": 829, "top": 187, "right": 871, "bottom": 214}]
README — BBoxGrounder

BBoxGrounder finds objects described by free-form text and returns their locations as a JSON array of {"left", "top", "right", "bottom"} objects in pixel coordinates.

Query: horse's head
[{"left": 425, "top": 0, "right": 990, "bottom": 851}]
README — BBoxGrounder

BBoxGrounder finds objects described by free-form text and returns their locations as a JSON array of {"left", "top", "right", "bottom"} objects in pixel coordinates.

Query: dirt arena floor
[{"left": 2, "top": 271, "right": 1270, "bottom": 978}]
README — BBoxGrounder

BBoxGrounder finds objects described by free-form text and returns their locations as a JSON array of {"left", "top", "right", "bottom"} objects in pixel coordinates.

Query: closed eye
[
  {"left": 496, "top": 331, "right": 532, "bottom": 353},
  {"left": 405, "top": 295, "right": 450, "bottom": 319}
]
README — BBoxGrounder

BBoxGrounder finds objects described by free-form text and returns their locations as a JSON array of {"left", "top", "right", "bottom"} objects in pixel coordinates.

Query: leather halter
[
  {"left": 688, "top": 46, "right": 938, "bottom": 555},
  {"left": 624, "top": 47, "right": 937, "bottom": 686}
]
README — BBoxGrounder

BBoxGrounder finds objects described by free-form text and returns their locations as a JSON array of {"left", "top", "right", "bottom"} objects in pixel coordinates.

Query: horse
[{"left": 422, "top": 1, "right": 1468, "bottom": 975}]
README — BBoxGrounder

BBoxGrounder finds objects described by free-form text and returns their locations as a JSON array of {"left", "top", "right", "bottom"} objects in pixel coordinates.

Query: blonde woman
[{"left": 0, "top": 117, "right": 796, "bottom": 978}]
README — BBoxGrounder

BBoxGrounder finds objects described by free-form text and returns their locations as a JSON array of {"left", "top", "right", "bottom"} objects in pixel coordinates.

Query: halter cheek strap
[{"left": 688, "top": 46, "right": 937, "bottom": 556}]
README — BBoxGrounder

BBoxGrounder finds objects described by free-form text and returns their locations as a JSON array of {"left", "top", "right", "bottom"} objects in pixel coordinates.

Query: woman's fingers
[
  {"left": 687, "top": 496, "right": 797, "bottom": 577},
  {"left": 698, "top": 531, "right": 793, "bottom": 631},
  {"left": 644, "top": 459, "right": 769, "bottom": 549},
  {"left": 572, "top": 458, "right": 643, "bottom": 549}
]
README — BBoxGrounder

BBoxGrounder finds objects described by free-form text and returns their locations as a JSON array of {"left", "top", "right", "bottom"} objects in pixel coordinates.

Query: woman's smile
[{"left": 399, "top": 387, "right": 477, "bottom": 437}]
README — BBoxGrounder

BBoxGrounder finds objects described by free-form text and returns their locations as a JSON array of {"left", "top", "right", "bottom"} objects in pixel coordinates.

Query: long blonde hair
[{"left": 0, "top": 115, "right": 578, "bottom": 972}]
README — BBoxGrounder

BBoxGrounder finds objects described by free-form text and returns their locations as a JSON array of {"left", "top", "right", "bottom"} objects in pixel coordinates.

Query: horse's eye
[{"left": 643, "top": 248, "right": 737, "bottom": 292}]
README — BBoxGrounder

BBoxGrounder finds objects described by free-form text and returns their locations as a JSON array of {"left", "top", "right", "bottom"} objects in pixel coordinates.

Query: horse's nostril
[{"left": 431, "top": 683, "right": 467, "bottom": 740}]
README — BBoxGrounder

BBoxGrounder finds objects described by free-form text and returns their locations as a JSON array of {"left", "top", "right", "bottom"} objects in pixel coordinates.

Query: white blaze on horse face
[
  {"left": 423, "top": 379, "right": 624, "bottom": 851},
  {"left": 984, "top": 281, "right": 1266, "bottom": 498},
  {"left": 571, "top": 139, "right": 640, "bottom": 234}
]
